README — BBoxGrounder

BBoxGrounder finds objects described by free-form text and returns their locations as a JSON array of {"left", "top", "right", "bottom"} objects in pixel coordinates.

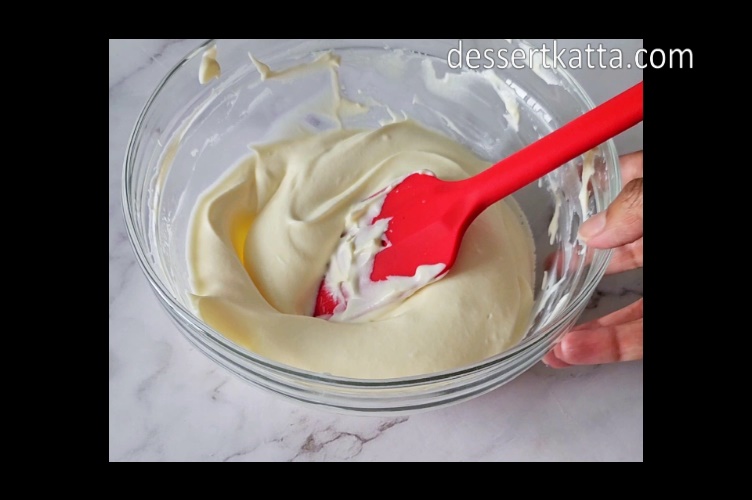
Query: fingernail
[{"left": 578, "top": 212, "right": 606, "bottom": 242}]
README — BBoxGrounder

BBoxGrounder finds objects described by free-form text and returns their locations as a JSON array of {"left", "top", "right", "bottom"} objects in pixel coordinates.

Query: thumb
[{"left": 578, "top": 178, "right": 643, "bottom": 248}]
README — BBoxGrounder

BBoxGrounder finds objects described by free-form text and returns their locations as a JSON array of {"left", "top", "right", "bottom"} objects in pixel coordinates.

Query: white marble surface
[{"left": 109, "top": 39, "right": 643, "bottom": 462}]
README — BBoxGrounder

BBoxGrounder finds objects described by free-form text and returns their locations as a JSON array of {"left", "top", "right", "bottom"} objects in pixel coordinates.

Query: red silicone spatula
[{"left": 314, "top": 81, "right": 643, "bottom": 318}]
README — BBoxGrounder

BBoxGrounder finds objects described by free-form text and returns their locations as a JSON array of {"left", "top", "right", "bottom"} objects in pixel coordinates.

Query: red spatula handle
[{"left": 464, "top": 81, "right": 643, "bottom": 213}]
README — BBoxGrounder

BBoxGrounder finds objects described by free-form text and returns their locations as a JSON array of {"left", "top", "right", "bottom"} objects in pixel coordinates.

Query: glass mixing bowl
[{"left": 122, "top": 39, "right": 619, "bottom": 414}]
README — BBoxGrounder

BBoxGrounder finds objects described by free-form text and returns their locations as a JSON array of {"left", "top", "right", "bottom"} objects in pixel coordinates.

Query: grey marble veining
[{"left": 109, "top": 39, "right": 643, "bottom": 462}]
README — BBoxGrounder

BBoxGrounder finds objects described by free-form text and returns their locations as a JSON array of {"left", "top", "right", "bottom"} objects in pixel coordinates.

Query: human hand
[{"left": 543, "top": 151, "right": 643, "bottom": 368}]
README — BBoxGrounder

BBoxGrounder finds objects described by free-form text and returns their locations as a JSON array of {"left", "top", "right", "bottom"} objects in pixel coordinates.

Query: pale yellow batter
[
  {"left": 198, "top": 45, "right": 220, "bottom": 84},
  {"left": 188, "top": 120, "right": 536, "bottom": 379}
]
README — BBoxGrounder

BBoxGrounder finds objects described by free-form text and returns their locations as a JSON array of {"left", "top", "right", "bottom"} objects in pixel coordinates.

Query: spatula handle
[{"left": 466, "top": 81, "right": 643, "bottom": 213}]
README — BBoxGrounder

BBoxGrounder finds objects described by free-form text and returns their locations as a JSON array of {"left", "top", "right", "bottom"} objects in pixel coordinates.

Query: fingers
[
  {"left": 545, "top": 152, "right": 645, "bottom": 369},
  {"left": 572, "top": 298, "right": 643, "bottom": 331},
  {"left": 541, "top": 234, "right": 642, "bottom": 280},
  {"left": 605, "top": 237, "right": 643, "bottom": 274},
  {"left": 578, "top": 150, "right": 643, "bottom": 249},
  {"left": 543, "top": 299, "right": 643, "bottom": 368},
  {"left": 544, "top": 236, "right": 643, "bottom": 277},
  {"left": 552, "top": 319, "right": 643, "bottom": 365},
  {"left": 542, "top": 349, "right": 573, "bottom": 368},
  {"left": 619, "top": 151, "right": 643, "bottom": 185},
  {"left": 579, "top": 177, "right": 643, "bottom": 249}
]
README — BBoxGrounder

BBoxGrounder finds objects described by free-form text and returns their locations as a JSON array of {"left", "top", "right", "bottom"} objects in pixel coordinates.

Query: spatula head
[
  {"left": 369, "top": 172, "right": 469, "bottom": 281},
  {"left": 314, "top": 171, "right": 471, "bottom": 319}
]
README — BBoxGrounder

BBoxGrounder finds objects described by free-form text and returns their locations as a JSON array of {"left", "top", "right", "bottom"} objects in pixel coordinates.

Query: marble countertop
[{"left": 109, "top": 39, "right": 643, "bottom": 462}]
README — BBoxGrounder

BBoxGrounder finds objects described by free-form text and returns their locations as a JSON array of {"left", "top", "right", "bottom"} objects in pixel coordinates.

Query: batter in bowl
[
  {"left": 183, "top": 50, "right": 536, "bottom": 379},
  {"left": 187, "top": 118, "right": 535, "bottom": 379}
]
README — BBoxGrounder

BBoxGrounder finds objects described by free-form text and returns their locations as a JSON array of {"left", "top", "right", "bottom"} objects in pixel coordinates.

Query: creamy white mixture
[
  {"left": 198, "top": 45, "right": 221, "bottom": 84},
  {"left": 579, "top": 149, "right": 596, "bottom": 217},
  {"left": 548, "top": 148, "right": 596, "bottom": 245},
  {"left": 187, "top": 120, "right": 535, "bottom": 378}
]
